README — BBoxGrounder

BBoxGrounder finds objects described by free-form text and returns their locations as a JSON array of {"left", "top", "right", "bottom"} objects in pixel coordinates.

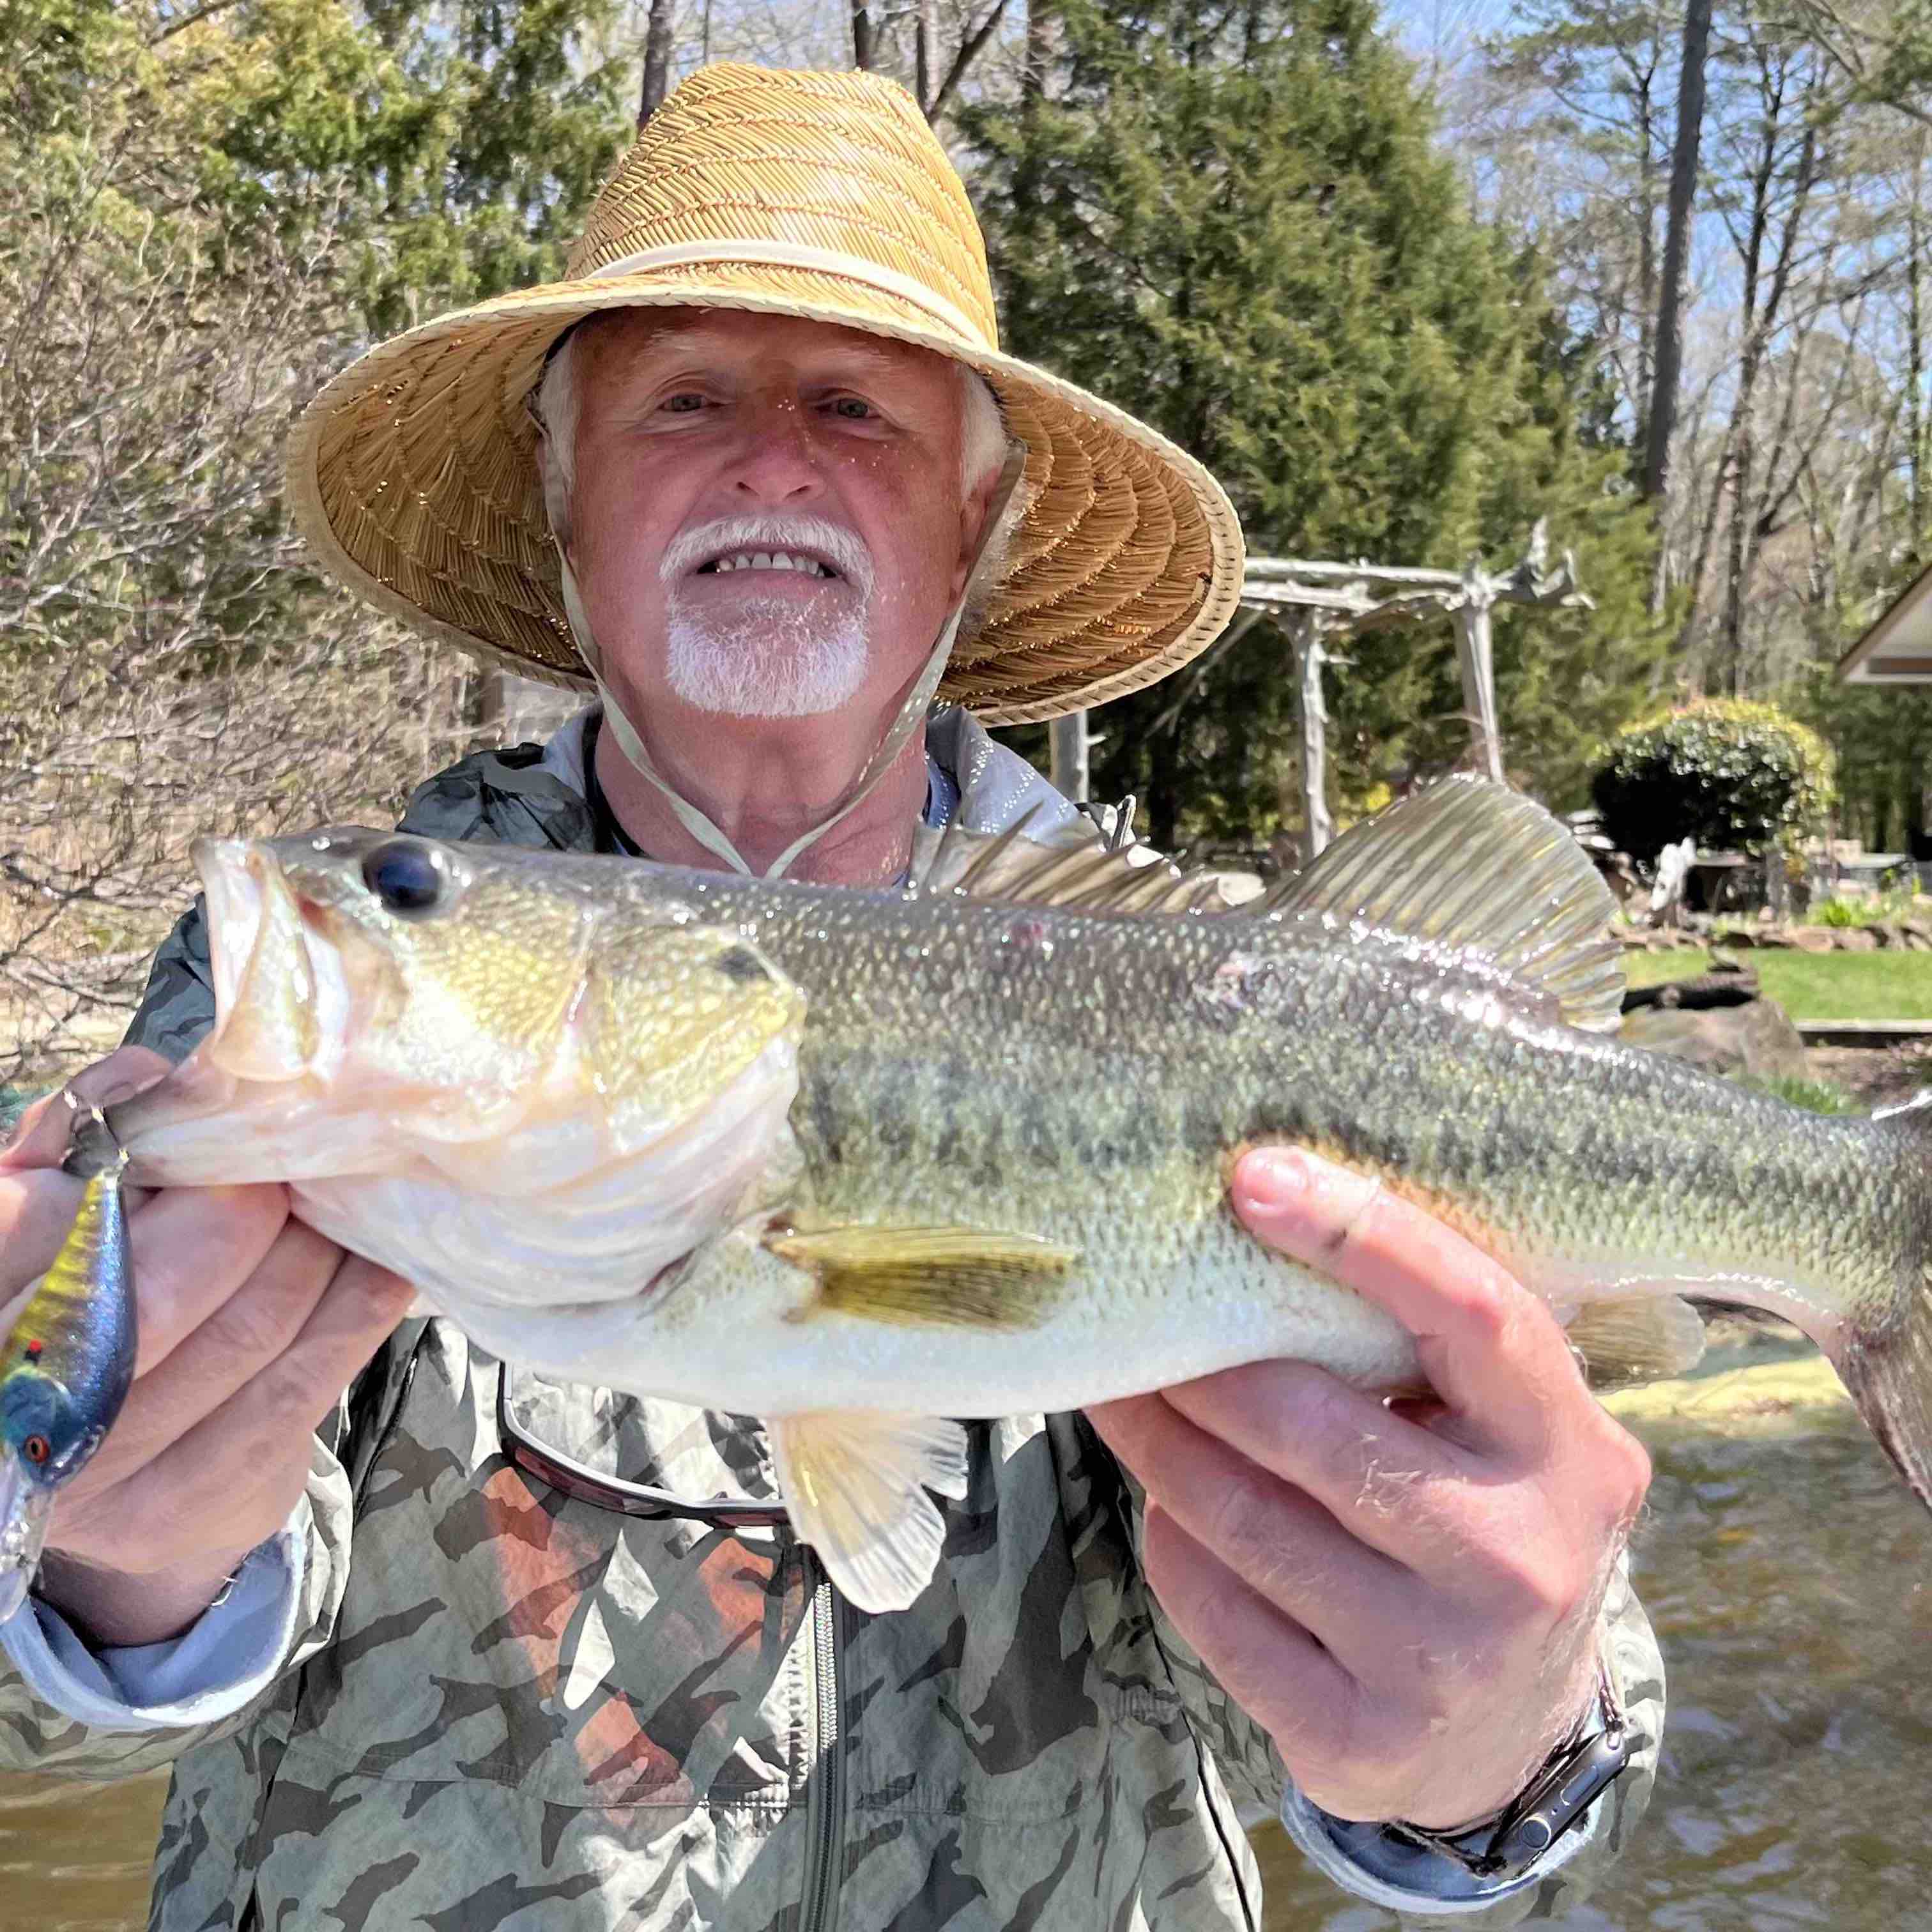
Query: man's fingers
[
  {"left": 1137, "top": 1501, "right": 1358, "bottom": 1777},
  {"left": 1231, "top": 1146, "right": 1582, "bottom": 1459},
  {"left": 0, "top": 1046, "right": 172, "bottom": 1171},
  {"left": 55, "top": 1257, "right": 414, "bottom": 1574},
  {"left": 123, "top": 1183, "right": 300, "bottom": 1374},
  {"left": 63, "top": 1216, "right": 350, "bottom": 1498},
  {"left": 1090, "top": 1388, "right": 1408, "bottom": 1671},
  {"left": 217, "top": 1254, "right": 416, "bottom": 1446},
  {"left": 1154, "top": 1361, "right": 1467, "bottom": 1570},
  {"left": 0, "top": 1169, "right": 85, "bottom": 1301}
]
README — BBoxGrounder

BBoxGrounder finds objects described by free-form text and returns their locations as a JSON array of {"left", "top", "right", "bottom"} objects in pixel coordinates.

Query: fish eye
[
  {"left": 714, "top": 945, "right": 770, "bottom": 985},
  {"left": 20, "top": 1434, "right": 49, "bottom": 1466},
  {"left": 361, "top": 839, "right": 447, "bottom": 917}
]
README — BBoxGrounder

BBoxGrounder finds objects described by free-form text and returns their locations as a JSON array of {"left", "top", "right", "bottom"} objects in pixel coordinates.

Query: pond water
[{"left": 4, "top": 1344, "right": 1928, "bottom": 1929}]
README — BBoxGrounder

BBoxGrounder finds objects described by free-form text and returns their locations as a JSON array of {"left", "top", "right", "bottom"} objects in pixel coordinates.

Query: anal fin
[
  {"left": 769, "top": 1412, "right": 970, "bottom": 1612},
  {"left": 1567, "top": 1294, "right": 1708, "bottom": 1390}
]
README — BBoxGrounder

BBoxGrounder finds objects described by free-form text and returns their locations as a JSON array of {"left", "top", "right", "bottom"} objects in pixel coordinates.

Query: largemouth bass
[{"left": 87, "top": 777, "right": 1932, "bottom": 1613}]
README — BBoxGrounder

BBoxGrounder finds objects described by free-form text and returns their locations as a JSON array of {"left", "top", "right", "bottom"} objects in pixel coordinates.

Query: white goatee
[{"left": 661, "top": 514, "right": 875, "bottom": 719}]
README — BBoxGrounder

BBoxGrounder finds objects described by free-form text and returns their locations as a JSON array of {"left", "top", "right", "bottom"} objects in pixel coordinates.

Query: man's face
[{"left": 555, "top": 307, "right": 993, "bottom": 723}]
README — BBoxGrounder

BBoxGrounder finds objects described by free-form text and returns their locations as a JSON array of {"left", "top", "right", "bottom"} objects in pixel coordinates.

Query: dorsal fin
[
  {"left": 912, "top": 818, "right": 1234, "bottom": 915},
  {"left": 1256, "top": 776, "right": 1624, "bottom": 1033}
]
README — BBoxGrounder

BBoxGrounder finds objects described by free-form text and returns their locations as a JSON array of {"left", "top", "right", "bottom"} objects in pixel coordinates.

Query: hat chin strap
[{"left": 552, "top": 450, "right": 1026, "bottom": 882}]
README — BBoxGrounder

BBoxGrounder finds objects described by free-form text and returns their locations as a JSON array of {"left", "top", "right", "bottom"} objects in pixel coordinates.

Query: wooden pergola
[{"left": 1050, "top": 522, "right": 1591, "bottom": 857}]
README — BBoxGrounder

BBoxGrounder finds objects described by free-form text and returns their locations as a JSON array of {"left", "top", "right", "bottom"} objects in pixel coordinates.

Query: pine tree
[{"left": 966, "top": 0, "right": 1667, "bottom": 848}]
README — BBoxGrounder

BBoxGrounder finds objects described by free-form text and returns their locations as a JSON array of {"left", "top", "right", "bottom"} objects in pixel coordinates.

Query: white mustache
[{"left": 660, "top": 516, "right": 874, "bottom": 598}]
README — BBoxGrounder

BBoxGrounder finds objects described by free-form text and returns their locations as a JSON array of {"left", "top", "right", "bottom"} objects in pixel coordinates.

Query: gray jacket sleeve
[{"left": 0, "top": 1453, "right": 354, "bottom": 1780}]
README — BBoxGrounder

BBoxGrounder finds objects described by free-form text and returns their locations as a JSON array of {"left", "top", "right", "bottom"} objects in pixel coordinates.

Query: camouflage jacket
[{"left": 0, "top": 710, "right": 1662, "bottom": 1930}]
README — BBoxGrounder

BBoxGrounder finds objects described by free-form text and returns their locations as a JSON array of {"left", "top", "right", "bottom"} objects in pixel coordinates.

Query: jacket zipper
[{"left": 799, "top": 1555, "right": 846, "bottom": 1932}]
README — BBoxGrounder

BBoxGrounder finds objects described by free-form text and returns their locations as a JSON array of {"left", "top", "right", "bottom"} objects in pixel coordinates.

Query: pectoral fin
[
  {"left": 769, "top": 1412, "right": 970, "bottom": 1612},
  {"left": 767, "top": 1225, "right": 1075, "bottom": 1328},
  {"left": 1567, "top": 1294, "right": 1708, "bottom": 1390}
]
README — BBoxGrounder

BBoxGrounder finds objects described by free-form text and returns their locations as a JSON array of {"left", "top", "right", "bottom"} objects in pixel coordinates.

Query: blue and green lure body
[{"left": 0, "top": 1103, "right": 137, "bottom": 1620}]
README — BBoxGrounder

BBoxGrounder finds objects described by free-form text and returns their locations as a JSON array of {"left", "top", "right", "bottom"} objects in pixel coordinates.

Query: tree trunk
[
  {"left": 916, "top": 0, "right": 937, "bottom": 111},
  {"left": 1643, "top": 0, "right": 1712, "bottom": 611},
  {"left": 1630, "top": 50, "right": 1661, "bottom": 440},
  {"left": 1023, "top": 0, "right": 1049, "bottom": 97},
  {"left": 926, "top": 0, "right": 1013, "bottom": 123},
  {"left": 852, "top": 3, "right": 875, "bottom": 69},
  {"left": 1715, "top": 91, "right": 1818, "bottom": 693},
  {"left": 1910, "top": 135, "right": 1928, "bottom": 547},
  {"left": 638, "top": 0, "right": 674, "bottom": 128},
  {"left": 1002, "top": 0, "right": 1051, "bottom": 350},
  {"left": 1146, "top": 714, "right": 1181, "bottom": 854}
]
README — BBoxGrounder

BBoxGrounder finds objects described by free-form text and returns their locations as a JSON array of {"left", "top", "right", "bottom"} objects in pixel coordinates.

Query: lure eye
[
  {"left": 20, "top": 1435, "right": 49, "bottom": 1467},
  {"left": 360, "top": 840, "right": 447, "bottom": 917}
]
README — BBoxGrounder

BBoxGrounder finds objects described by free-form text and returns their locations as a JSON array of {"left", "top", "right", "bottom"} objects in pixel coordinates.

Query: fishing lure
[{"left": 0, "top": 1098, "right": 137, "bottom": 1621}]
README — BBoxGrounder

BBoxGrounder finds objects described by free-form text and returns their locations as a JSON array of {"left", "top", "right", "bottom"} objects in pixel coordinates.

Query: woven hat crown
[{"left": 567, "top": 66, "right": 1000, "bottom": 351}]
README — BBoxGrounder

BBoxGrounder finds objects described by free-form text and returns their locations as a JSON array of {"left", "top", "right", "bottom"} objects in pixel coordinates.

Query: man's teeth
[{"left": 707, "top": 551, "right": 834, "bottom": 577}]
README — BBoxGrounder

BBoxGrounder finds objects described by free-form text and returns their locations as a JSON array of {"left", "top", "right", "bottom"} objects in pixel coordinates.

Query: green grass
[
  {"left": 1744, "top": 1072, "right": 1858, "bottom": 1114},
  {"left": 1621, "top": 947, "right": 1932, "bottom": 1018},
  {"left": 1622, "top": 948, "right": 1719, "bottom": 989}
]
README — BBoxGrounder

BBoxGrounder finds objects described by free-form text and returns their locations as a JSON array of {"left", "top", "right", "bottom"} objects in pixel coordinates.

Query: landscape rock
[
  {"left": 1787, "top": 927, "right": 1836, "bottom": 953},
  {"left": 1832, "top": 926, "right": 1880, "bottom": 952},
  {"left": 1618, "top": 995, "right": 1811, "bottom": 1084},
  {"left": 1622, "top": 968, "right": 1761, "bottom": 1012}
]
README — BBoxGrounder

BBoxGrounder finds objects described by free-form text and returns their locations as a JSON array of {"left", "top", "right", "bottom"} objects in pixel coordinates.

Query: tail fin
[
  {"left": 1835, "top": 1273, "right": 1932, "bottom": 1510},
  {"left": 1834, "top": 1091, "right": 1932, "bottom": 1511}
]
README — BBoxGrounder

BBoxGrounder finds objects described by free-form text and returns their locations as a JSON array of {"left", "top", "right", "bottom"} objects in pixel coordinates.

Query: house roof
[{"left": 1839, "top": 557, "right": 1932, "bottom": 682}]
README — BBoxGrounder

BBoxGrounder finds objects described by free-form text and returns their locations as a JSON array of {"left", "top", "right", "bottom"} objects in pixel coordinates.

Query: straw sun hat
[{"left": 286, "top": 63, "right": 1245, "bottom": 727}]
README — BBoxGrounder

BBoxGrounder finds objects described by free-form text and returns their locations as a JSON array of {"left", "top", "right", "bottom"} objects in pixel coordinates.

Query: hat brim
[{"left": 286, "top": 263, "right": 1245, "bottom": 726}]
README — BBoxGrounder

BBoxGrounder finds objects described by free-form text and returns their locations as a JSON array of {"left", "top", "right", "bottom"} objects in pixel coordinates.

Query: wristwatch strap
[{"left": 1385, "top": 1658, "right": 1630, "bottom": 1880}]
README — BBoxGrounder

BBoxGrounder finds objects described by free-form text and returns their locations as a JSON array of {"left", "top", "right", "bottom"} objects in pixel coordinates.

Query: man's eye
[
  {"left": 829, "top": 397, "right": 877, "bottom": 420},
  {"left": 661, "top": 393, "right": 707, "bottom": 415}
]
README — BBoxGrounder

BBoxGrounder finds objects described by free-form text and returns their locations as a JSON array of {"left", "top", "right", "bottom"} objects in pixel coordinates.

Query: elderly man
[{"left": 0, "top": 65, "right": 1659, "bottom": 1930}]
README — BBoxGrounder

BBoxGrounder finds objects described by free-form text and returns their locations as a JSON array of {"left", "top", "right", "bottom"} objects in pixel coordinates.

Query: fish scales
[{"left": 690, "top": 883, "right": 1916, "bottom": 1408}]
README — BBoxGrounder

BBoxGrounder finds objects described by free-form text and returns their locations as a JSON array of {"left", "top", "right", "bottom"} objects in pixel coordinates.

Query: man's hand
[
  {"left": 0, "top": 1046, "right": 414, "bottom": 1649},
  {"left": 1088, "top": 1145, "right": 1650, "bottom": 1832}
]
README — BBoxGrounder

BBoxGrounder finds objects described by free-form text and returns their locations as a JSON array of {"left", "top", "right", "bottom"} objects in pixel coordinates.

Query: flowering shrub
[{"left": 1591, "top": 700, "right": 1835, "bottom": 862}]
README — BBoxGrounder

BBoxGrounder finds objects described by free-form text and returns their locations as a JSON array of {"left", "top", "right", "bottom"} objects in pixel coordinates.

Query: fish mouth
[
  {"left": 195, "top": 836, "right": 266, "bottom": 1043},
  {"left": 191, "top": 838, "right": 348, "bottom": 1085}
]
